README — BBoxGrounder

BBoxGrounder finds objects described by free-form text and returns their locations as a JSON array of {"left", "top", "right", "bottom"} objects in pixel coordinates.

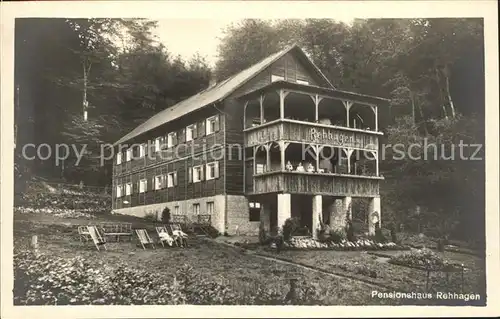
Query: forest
[{"left": 14, "top": 18, "right": 485, "bottom": 244}]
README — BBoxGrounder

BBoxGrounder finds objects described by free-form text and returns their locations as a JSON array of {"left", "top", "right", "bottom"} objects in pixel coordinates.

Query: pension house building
[{"left": 112, "top": 44, "right": 389, "bottom": 237}]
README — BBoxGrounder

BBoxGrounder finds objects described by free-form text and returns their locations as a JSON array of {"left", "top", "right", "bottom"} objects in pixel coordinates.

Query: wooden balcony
[
  {"left": 245, "top": 119, "right": 381, "bottom": 150},
  {"left": 249, "top": 171, "right": 382, "bottom": 196}
]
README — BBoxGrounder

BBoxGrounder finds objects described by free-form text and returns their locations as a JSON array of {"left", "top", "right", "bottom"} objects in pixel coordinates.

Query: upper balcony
[
  {"left": 239, "top": 80, "right": 387, "bottom": 150},
  {"left": 245, "top": 119, "right": 380, "bottom": 151}
]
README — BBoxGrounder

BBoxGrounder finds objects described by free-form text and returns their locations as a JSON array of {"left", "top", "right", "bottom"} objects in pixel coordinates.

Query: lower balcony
[{"left": 249, "top": 171, "right": 382, "bottom": 197}]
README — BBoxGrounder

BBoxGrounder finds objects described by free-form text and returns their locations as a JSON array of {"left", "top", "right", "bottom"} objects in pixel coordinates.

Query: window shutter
[
  {"left": 173, "top": 133, "right": 178, "bottom": 146},
  {"left": 174, "top": 172, "right": 178, "bottom": 186},
  {"left": 180, "top": 129, "right": 186, "bottom": 143},
  {"left": 198, "top": 120, "right": 205, "bottom": 138},
  {"left": 214, "top": 161, "right": 220, "bottom": 178},
  {"left": 200, "top": 165, "right": 205, "bottom": 181},
  {"left": 214, "top": 114, "right": 220, "bottom": 132},
  {"left": 191, "top": 124, "right": 197, "bottom": 140},
  {"left": 188, "top": 167, "right": 193, "bottom": 183}
]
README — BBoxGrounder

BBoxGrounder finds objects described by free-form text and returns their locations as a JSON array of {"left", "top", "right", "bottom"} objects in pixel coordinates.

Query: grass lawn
[
  {"left": 14, "top": 212, "right": 401, "bottom": 305},
  {"left": 252, "top": 246, "right": 486, "bottom": 306}
]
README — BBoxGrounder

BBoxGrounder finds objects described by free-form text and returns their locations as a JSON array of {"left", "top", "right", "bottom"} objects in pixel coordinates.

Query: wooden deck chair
[
  {"left": 78, "top": 226, "right": 91, "bottom": 242},
  {"left": 87, "top": 226, "right": 107, "bottom": 251},
  {"left": 135, "top": 229, "right": 155, "bottom": 249},
  {"left": 169, "top": 223, "right": 188, "bottom": 247},
  {"left": 156, "top": 226, "right": 174, "bottom": 247}
]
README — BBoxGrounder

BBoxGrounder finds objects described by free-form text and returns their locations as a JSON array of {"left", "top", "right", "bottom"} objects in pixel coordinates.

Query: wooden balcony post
[
  {"left": 279, "top": 90, "right": 289, "bottom": 119},
  {"left": 310, "top": 94, "right": 323, "bottom": 122},
  {"left": 265, "top": 143, "right": 271, "bottom": 172},
  {"left": 342, "top": 100, "right": 353, "bottom": 127},
  {"left": 371, "top": 105, "right": 378, "bottom": 131},
  {"left": 243, "top": 100, "right": 249, "bottom": 129},
  {"left": 279, "top": 141, "right": 290, "bottom": 171},
  {"left": 259, "top": 94, "right": 265, "bottom": 124}
]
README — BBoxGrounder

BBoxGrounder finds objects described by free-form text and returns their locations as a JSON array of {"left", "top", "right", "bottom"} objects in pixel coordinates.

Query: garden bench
[
  {"left": 99, "top": 222, "right": 133, "bottom": 242},
  {"left": 77, "top": 225, "right": 92, "bottom": 242},
  {"left": 135, "top": 229, "right": 156, "bottom": 250}
]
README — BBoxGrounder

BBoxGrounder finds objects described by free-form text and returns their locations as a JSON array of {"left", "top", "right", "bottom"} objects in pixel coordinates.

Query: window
[
  {"left": 139, "top": 144, "right": 146, "bottom": 157},
  {"left": 249, "top": 202, "right": 261, "bottom": 221},
  {"left": 116, "top": 152, "right": 122, "bottom": 165},
  {"left": 207, "top": 202, "right": 214, "bottom": 215},
  {"left": 167, "top": 171, "right": 177, "bottom": 187},
  {"left": 205, "top": 161, "right": 219, "bottom": 180},
  {"left": 193, "top": 203, "right": 200, "bottom": 215},
  {"left": 116, "top": 185, "right": 123, "bottom": 198},
  {"left": 186, "top": 124, "right": 196, "bottom": 142},
  {"left": 154, "top": 137, "right": 161, "bottom": 152},
  {"left": 192, "top": 165, "right": 203, "bottom": 183},
  {"left": 154, "top": 175, "right": 164, "bottom": 190},
  {"left": 297, "top": 79, "right": 309, "bottom": 85},
  {"left": 167, "top": 132, "right": 177, "bottom": 148},
  {"left": 205, "top": 116, "right": 219, "bottom": 135},
  {"left": 139, "top": 179, "right": 147, "bottom": 193},
  {"left": 271, "top": 74, "right": 285, "bottom": 82},
  {"left": 125, "top": 182, "right": 132, "bottom": 195},
  {"left": 126, "top": 148, "right": 133, "bottom": 161},
  {"left": 174, "top": 206, "right": 180, "bottom": 214}
]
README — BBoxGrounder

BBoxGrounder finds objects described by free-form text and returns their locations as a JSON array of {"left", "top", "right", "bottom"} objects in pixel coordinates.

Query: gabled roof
[{"left": 114, "top": 44, "right": 334, "bottom": 145}]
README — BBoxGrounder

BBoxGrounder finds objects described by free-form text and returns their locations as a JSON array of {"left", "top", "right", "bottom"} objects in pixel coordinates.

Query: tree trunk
[
  {"left": 409, "top": 91, "right": 416, "bottom": 125},
  {"left": 82, "top": 60, "right": 91, "bottom": 121},
  {"left": 443, "top": 66, "right": 456, "bottom": 118},
  {"left": 435, "top": 67, "right": 448, "bottom": 119}
]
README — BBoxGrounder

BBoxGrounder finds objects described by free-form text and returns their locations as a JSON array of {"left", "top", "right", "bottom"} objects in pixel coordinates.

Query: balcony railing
[
  {"left": 249, "top": 170, "right": 382, "bottom": 196},
  {"left": 245, "top": 119, "right": 381, "bottom": 150}
]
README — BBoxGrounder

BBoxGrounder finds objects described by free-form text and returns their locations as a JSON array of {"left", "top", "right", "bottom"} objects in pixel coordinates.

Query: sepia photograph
[{"left": 1, "top": 1, "right": 499, "bottom": 318}]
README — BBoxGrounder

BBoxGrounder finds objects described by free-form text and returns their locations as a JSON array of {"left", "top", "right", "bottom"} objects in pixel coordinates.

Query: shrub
[
  {"left": 282, "top": 218, "right": 300, "bottom": 242},
  {"left": 389, "top": 248, "right": 448, "bottom": 270},
  {"left": 345, "top": 220, "right": 356, "bottom": 242},
  {"left": 161, "top": 207, "right": 171, "bottom": 224},
  {"left": 374, "top": 224, "right": 387, "bottom": 243},
  {"left": 144, "top": 211, "right": 158, "bottom": 222},
  {"left": 258, "top": 221, "right": 269, "bottom": 245},
  {"left": 329, "top": 229, "right": 345, "bottom": 244},
  {"left": 389, "top": 224, "right": 397, "bottom": 243},
  {"left": 317, "top": 223, "right": 331, "bottom": 243}
]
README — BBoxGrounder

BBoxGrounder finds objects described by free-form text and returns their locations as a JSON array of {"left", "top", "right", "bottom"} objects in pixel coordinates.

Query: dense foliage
[{"left": 14, "top": 250, "right": 327, "bottom": 305}]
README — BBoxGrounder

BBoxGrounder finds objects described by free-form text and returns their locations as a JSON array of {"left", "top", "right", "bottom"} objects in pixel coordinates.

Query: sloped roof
[{"left": 114, "top": 44, "right": 334, "bottom": 145}]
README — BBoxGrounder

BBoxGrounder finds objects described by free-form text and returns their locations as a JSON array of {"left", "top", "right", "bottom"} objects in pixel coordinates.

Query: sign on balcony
[
  {"left": 309, "top": 128, "right": 355, "bottom": 146},
  {"left": 246, "top": 121, "right": 378, "bottom": 150}
]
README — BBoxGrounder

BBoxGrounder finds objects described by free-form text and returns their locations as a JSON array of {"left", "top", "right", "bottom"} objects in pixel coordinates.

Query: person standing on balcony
[
  {"left": 285, "top": 161, "right": 294, "bottom": 171},
  {"left": 296, "top": 162, "right": 305, "bottom": 172}
]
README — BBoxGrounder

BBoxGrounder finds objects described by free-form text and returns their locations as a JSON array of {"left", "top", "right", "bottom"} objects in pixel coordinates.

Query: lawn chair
[
  {"left": 78, "top": 226, "right": 91, "bottom": 242},
  {"left": 135, "top": 229, "right": 156, "bottom": 250},
  {"left": 87, "top": 225, "right": 107, "bottom": 251},
  {"left": 156, "top": 226, "right": 175, "bottom": 247},
  {"left": 169, "top": 223, "right": 188, "bottom": 247}
]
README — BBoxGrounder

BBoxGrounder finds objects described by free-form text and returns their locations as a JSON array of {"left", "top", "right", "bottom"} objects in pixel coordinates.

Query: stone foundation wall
[
  {"left": 226, "top": 195, "right": 260, "bottom": 235},
  {"left": 113, "top": 195, "right": 226, "bottom": 233}
]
